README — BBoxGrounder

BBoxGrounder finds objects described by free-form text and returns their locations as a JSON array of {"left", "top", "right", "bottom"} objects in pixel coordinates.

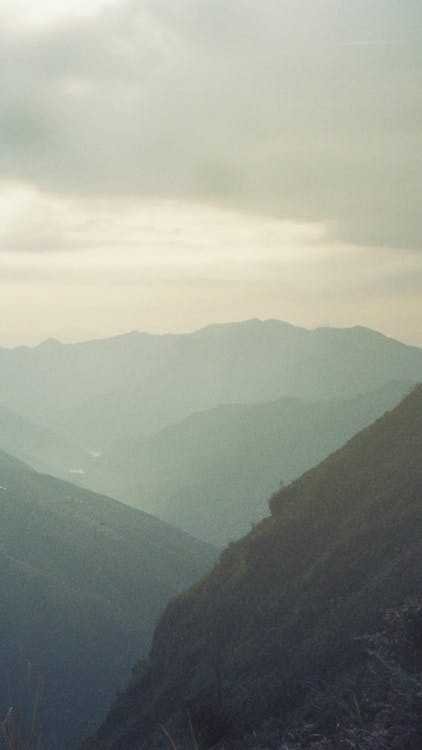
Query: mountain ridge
[
  {"left": 82, "top": 380, "right": 412, "bottom": 545},
  {"left": 0, "top": 319, "right": 353, "bottom": 351},
  {"left": 4, "top": 318, "right": 419, "bottom": 447},
  {"left": 3, "top": 319, "right": 419, "bottom": 353},
  {"left": 89, "top": 384, "right": 422, "bottom": 749}
]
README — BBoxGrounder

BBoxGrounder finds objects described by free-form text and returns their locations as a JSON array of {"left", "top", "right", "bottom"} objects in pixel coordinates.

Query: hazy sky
[{"left": 0, "top": 0, "right": 421, "bottom": 346}]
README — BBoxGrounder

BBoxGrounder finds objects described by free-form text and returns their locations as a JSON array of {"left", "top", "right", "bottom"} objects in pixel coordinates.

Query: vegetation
[
  {"left": 0, "top": 451, "right": 214, "bottom": 747},
  {"left": 0, "top": 663, "right": 44, "bottom": 750},
  {"left": 280, "top": 599, "right": 422, "bottom": 750},
  {"left": 88, "top": 385, "right": 422, "bottom": 749}
]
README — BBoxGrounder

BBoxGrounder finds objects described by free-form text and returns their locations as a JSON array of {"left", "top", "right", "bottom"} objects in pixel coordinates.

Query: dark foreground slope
[
  {"left": 91, "top": 385, "right": 422, "bottom": 749},
  {"left": 86, "top": 381, "right": 411, "bottom": 545},
  {"left": 0, "top": 451, "right": 214, "bottom": 747}
]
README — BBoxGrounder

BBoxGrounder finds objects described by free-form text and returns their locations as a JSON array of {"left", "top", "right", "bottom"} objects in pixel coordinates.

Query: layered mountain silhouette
[
  {"left": 0, "top": 450, "right": 214, "bottom": 746},
  {"left": 1, "top": 320, "right": 421, "bottom": 748},
  {"left": 90, "top": 384, "right": 422, "bottom": 749},
  {"left": 84, "top": 381, "right": 412, "bottom": 545},
  {"left": 0, "top": 320, "right": 421, "bottom": 448}
]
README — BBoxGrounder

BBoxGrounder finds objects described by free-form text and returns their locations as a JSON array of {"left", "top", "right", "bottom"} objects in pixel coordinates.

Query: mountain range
[{"left": 1, "top": 320, "right": 421, "bottom": 449}]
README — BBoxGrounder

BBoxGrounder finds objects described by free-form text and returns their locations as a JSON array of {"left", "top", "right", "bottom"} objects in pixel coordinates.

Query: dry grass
[{"left": 0, "top": 663, "right": 44, "bottom": 750}]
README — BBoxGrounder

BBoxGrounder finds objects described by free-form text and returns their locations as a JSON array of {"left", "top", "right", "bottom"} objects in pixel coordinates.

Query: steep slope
[
  {"left": 0, "top": 320, "right": 421, "bottom": 447},
  {"left": 0, "top": 403, "right": 89, "bottom": 478},
  {"left": 0, "top": 451, "right": 214, "bottom": 747},
  {"left": 84, "top": 381, "right": 411, "bottom": 545},
  {"left": 91, "top": 384, "right": 422, "bottom": 749}
]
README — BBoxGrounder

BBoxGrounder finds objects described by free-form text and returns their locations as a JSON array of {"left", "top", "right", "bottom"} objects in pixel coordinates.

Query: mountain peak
[{"left": 35, "top": 337, "right": 63, "bottom": 350}]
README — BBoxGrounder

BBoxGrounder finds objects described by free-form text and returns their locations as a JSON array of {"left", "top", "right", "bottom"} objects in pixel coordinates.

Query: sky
[{"left": 0, "top": 0, "right": 421, "bottom": 347}]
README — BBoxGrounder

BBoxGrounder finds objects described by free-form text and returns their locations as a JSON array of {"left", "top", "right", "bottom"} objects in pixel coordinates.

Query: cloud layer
[
  {"left": 0, "top": 0, "right": 421, "bottom": 249},
  {"left": 0, "top": 182, "right": 421, "bottom": 348}
]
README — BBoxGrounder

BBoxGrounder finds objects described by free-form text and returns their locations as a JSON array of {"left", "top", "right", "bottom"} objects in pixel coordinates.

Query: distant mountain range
[
  {"left": 0, "top": 450, "right": 214, "bottom": 747},
  {"left": 1, "top": 320, "right": 421, "bottom": 448},
  {"left": 89, "top": 385, "right": 422, "bottom": 749},
  {"left": 84, "top": 380, "right": 413, "bottom": 545}
]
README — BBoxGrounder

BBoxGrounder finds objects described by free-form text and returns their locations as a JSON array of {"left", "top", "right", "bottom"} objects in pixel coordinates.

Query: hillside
[
  {"left": 90, "top": 384, "right": 422, "bottom": 749},
  {"left": 0, "top": 403, "right": 89, "bottom": 478},
  {"left": 0, "top": 321, "right": 421, "bottom": 447},
  {"left": 85, "top": 381, "right": 411, "bottom": 545},
  {"left": 0, "top": 451, "right": 214, "bottom": 747}
]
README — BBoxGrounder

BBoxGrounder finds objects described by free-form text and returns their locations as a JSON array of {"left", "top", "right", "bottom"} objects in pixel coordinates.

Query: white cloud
[
  {"left": 0, "top": 0, "right": 420, "bottom": 249},
  {"left": 0, "top": 0, "right": 116, "bottom": 29},
  {"left": 0, "top": 182, "right": 421, "bottom": 348},
  {"left": 0, "top": 181, "right": 330, "bottom": 282}
]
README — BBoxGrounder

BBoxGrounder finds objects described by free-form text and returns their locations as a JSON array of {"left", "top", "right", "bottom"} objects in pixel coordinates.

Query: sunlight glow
[
  {"left": 0, "top": 0, "right": 116, "bottom": 28},
  {"left": 0, "top": 181, "right": 421, "bottom": 347}
]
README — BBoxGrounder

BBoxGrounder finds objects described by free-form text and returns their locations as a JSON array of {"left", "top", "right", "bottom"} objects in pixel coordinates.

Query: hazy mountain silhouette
[
  {"left": 0, "top": 321, "right": 421, "bottom": 448},
  {"left": 0, "top": 403, "right": 89, "bottom": 478},
  {"left": 0, "top": 450, "right": 214, "bottom": 747},
  {"left": 90, "top": 385, "right": 422, "bottom": 749},
  {"left": 83, "top": 381, "right": 411, "bottom": 545}
]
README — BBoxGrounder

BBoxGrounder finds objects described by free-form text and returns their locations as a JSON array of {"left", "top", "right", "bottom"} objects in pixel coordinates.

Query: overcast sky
[{"left": 0, "top": 0, "right": 421, "bottom": 346}]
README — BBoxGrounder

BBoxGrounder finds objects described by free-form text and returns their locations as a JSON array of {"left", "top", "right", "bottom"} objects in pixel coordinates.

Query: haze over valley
[{"left": 1, "top": 320, "right": 420, "bottom": 545}]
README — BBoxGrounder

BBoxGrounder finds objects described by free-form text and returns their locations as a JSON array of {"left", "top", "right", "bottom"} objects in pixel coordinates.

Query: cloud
[
  {"left": 344, "top": 40, "right": 406, "bottom": 47},
  {"left": 0, "top": 182, "right": 420, "bottom": 296},
  {"left": 0, "top": 0, "right": 116, "bottom": 30},
  {"left": 0, "top": 181, "right": 330, "bottom": 274},
  {"left": 0, "top": 0, "right": 420, "bottom": 249}
]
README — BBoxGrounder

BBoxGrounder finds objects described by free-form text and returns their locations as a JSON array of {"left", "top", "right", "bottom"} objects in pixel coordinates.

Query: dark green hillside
[
  {"left": 91, "top": 385, "right": 422, "bottom": 749},
  {"left": 0, "top": 451, "right": 214, "bottom": 747},
  {"left": 85, "top": 381, "right": 410, "bottom": 545}
]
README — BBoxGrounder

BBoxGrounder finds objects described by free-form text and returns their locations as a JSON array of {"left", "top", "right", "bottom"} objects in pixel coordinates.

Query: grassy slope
[
  {"left": 92, "top": 384, "right": 422, "bottom": 749},
  {"left": 0, "top": 451, "right": 215, "bottom": 747}
]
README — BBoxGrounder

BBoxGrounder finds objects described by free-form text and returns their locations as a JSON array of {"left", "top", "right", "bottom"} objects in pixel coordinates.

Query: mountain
[
  {"left": 0, "top": 403, "right": 90, "bottom": 478},
  {"left": 82, "top": 381, "right": 411, "bottom": 545},
  {"left": 90, "top": 384, "right": 422, "bottom": 749},
  {"left": 0, "top": 320, "right": 421, "bottom": 448},
  {"left": 0, "top": 450, "right": 214, "bottom": 747}
]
